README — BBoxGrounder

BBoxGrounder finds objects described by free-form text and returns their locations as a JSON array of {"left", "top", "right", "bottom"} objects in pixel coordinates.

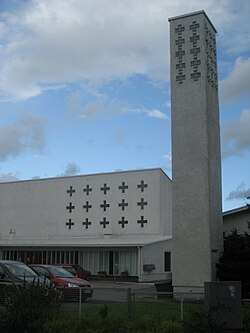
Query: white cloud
[
  {"left": 220, "top": 57, "right": 250, "bottom": 104},
  {"left": 66, "top": 88, "right": 168, "bottom": 120},
  {"left": 222, "top": 109, "right": 250, "bottom": 158},
  {"left": 0, "top": 110, "right": 46, "bottom": 161},
  {"left": 58, "top": 162, "right": 81, "bottom": 177},
  {"left": 1, "top": 0, "right": 249, "bottom": 100},
  {"left": 147, "top": 109, "right": 168, "bottom": 119},
  {"left": 0, "top": 170, "right": 20, "bottom": 183},
  {"left": 226, "top": 182, "right": 250, "bottom": 201}
]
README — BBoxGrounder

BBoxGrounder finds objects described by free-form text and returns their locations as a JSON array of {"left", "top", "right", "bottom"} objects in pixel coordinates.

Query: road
[{"left": 61, "top": 280, "right": 157, "bottom": 310}]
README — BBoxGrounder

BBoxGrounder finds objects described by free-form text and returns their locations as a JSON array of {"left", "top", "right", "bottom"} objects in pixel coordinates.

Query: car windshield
[
  {"left": 50, "top": 266, "right": 74, "bottom": 278},
  {"left": 63, "top": 267, "right": 76, "bottom": 275},
  {"left": 5, "top": 262, "right": 38, "bottom": 278}
]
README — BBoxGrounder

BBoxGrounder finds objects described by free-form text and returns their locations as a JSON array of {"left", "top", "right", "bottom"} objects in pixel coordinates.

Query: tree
[{"left": 217, "top": 228, "right": 250, "bottom": 297}]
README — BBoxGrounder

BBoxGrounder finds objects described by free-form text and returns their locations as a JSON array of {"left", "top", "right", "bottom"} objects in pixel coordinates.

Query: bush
[
  {"left": 0, "top": 280, "right": 62, "bottom": 333},
  {"left": 182, "top": 306, "right": 226, "bottom": 333}
]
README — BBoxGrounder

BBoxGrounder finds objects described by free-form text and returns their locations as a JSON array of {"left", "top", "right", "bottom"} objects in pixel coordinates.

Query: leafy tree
[{"left": 217, "top": 228, "right": 250, "bottom": 297}]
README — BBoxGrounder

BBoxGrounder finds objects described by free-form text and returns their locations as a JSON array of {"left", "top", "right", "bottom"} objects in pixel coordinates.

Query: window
[{"left": 164, "top": 252, "right": 171, "bottom": 272}]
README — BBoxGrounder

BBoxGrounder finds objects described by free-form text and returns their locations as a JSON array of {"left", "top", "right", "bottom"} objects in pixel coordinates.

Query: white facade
[
  {"left": 169, "top": 11, "right": 223, "bottom": 293},
  {"left": 223, "top": 205, "right": 250, "bottom": 235},
  {"left": 0, "top": 168, "right": 172, "bottom": 282}
]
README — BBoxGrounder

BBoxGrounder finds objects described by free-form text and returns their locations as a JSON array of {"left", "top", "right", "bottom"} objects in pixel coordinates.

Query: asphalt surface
[
  {"left": 91, "top": 280, "right": 157, "bottom": 302},
  {"left": 61, "top": 280, "right": 157, "bottom": 309}
]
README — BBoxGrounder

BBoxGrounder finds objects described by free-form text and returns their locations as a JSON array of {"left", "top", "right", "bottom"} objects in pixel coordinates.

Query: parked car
[
  {"left": 30, "top": 264, "right": 93, "bottom": 301},
  {"left": 0, "top": 260, "right": 51, "bottom": 304},
  {"left": 54, "top": 264, "right": 91, "bottom": 280}
]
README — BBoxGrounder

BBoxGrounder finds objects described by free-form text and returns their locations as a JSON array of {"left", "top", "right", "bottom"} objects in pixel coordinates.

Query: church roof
[{"left": 0, "top": 235, "right": 172, "bottom": 248}]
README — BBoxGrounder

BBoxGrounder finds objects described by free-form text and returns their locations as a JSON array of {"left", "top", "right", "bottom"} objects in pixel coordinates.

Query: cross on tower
[
  {"left": 118, "top": 217, "right": 128, "bottom": 228},
  {"left": 137, "top": 216, "right": 147, "bottom": 227},
  {"left": 66, "top": 202, "right": 75, "bottom": 213},
  {"left": 83, "top": 185, "right": 92, "bottom": 196},
  {"left": 137, "top": 198, "right": 148, "bottom": 209},
  {"left": 100, "top": 217, "right": 109, "bottom": 228},
  {"left": 82, "top": 218, "right": 91, "bottom": 229},
  {"left": 118, "top": 199, "right": 128, "bottom": 211},
  {"left": 137, "top": 180, "right": 148, "bottom": 192},
  {"left": 83, "top": 201, "right": 92, "bottom": 212},
  {"left": 66, "top": 218, "right": 74, "bottom": 230},
  {"left": 100, "top": 200, "right": 110, "bottom": 211},
  {"left": 67, "top": 186, "right": 76, "bottom": 197},
  {"left": 100, "top": 183, "right": 110, "bottom": 195},
  {"left": 118, "top": 182, "right": 128, "bottom": 193}
]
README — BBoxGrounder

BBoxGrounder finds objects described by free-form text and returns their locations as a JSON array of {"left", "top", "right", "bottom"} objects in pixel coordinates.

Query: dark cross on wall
[
  {"left": 66, "top": 218, "right": 74, "bottom": 229},
  {"left": 137, "top": 198, "right": 148, "bottom": 209},
  {"left": 118, "top": 199, "right": 128, "bottom": 211},
  {"left": 137, "top": 216, "right": 147, "bottom": 227},
  {"left": 67, "top": 186, "right": 76, "bottom": 197},
  {"left": 66, "top": 202, "right": 75, "bottom": 213},
  {"left": 118, "top": 182, "right": 128, "bottom": 193},
  {"left": 83, "top": 185, "right": 92, "bottom": 195},
  {"left": 100, "top": 183, "right": 110, "bottom": 195},
  {"left": 100, "top": 217, "right": 109, "bottom": 228},
  {"left": 137, "top": 180, "right": 148, "bottom": 192},
  {"left": 82, "top": 218, "right": 91, "bottom": 229},
  {"left": 118, "top": 217, "right": 128, "bottom": 228},
  {"left": 83, "top": 201, "right": 92, "bottom": 212},
  {"left": 100, "top": 200, "right": 110, "bottom": 211}
]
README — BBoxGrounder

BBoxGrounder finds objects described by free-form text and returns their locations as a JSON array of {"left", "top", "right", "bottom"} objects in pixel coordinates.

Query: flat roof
[
  {"left": 0, "top": 235, "right": 172, "bottom": 248},
  {"left": 223, "top": 204, "right": 250, "bottom": 216},
  {"left": 0, "top": 167, "right": 172, "bottom": 185},
  {"left": 168, "top": 10, "right": 217, "bottom": 33}
]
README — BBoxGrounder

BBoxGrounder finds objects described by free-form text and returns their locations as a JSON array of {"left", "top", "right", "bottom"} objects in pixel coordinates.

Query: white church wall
[
  {"left": 223, "top": 207, "right": 250, "bottom": 235},
  {"left": 139, "top": 239, "right": 172, "bottom": 282},
  {"left": 0, "top": 168, "right": 172, "bottom": 245}
]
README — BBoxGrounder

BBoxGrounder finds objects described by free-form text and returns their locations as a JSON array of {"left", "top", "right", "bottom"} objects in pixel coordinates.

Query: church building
[
  {"left": 0, "top": 168, "right": 172, "bottom": 282},
  {"left": 0, "top": 10, "right": 235, "bottom": 290}
]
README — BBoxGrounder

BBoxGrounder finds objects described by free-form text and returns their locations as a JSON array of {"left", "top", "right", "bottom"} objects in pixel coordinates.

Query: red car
[
  {"left": 55, "top": 264, "right": 91, "bottom": 280},
  {"left": 30, "top": 264, "right": 93, "bottom": 301}
]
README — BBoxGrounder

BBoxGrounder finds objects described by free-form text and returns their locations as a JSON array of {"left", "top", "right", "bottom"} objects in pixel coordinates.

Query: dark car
[
  {"left": 0, "top": 260, "right": 50, "bottom": 303},
  {"left": 30, "top": 264, "right": 93, "bottom": 301},
  {"left": 54, "top": 264, "right": 91, "bottom": 280}
]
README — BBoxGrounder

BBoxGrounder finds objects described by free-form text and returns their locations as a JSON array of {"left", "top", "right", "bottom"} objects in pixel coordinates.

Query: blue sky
[{"left": 0, "top": 0, "right": 249, "bottom": 212}]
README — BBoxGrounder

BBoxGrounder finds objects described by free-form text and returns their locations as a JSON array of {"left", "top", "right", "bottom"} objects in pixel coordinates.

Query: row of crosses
[
  {"left": 66, "top": 216, "right": 148, "bottom": 230},
  {"left": 66, "top": 180, "right": 148, "bottom": 197},
  {"left": 66, "top": 198, "right": 148, "bottom": 213}
]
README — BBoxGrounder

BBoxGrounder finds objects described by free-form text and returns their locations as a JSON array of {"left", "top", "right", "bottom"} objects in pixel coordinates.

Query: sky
[{"left": 0, "top": 0, "right": 249, "bottom": 212}]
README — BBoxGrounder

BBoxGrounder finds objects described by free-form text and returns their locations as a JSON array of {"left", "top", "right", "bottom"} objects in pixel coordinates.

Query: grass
[{"left": 64, "top": 299, "right": 203, "bottom": 322}]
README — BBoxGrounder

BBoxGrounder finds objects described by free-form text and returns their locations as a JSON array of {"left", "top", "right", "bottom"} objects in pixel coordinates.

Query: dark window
[{"left": 164, "top": 252, "right": 171, "bottom": 272}]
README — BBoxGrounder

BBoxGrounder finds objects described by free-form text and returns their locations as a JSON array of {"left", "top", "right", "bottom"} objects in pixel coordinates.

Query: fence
[{"left": 61, "top": 285, "right": 205, "bottom": 322}]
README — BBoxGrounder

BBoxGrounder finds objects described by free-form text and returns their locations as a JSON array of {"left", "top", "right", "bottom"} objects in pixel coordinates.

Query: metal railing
[{"left": 61, "top": 286, "right": 205, "bottom": 322}]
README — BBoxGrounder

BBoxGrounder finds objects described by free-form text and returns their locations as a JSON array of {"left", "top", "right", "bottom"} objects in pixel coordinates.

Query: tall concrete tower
[{"left": 169, "top": 11, "right": 223, "bottom": 293}]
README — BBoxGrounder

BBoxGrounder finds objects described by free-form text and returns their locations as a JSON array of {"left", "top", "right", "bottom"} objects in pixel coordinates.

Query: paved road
[
  {"left": 61, "top": 280, "right": 157, "bottom": 310},
  {"left": 91, "top": 280, "right": 157, "bottom": 302}
]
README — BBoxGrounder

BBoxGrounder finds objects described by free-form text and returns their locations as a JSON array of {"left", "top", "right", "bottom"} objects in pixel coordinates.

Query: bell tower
[{"left": 169, "top": 11, "right": 223, "bottom": 294}]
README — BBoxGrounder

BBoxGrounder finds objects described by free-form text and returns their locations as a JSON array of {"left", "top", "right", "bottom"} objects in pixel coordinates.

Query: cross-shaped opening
[
  {"left": 118, "top": 217, "right": 128, "bottom": 228},
  {"left": 137, "top": 198, "right": 148, "bottom": 210},
  {"left": 67, "top": 186, "right": 76, "bottom": 197},
  {"left": 118, "top": 199, "right": 128, "bottom": 211},
  {"left": 137, "top": 216, "right": 147, "bottom": 227},
  {"left": 100, "top": 183, "right": 110, "bottom": 194},
  {"left": 82, "top": 218, "right": 91, "bottom": 229},
  {"left": 83, "top": 201, "right": 92, "bottom": 212},
  {"left": 66, "top": 218, "right": 74, "bottom": 230},
  {"left": 100, "top": 200, "right": 110, "bottom": 211},
  {"left": 137, "top": 180, "right": 148, "bottom": 192},
  {"left": 118, "top": 181, "right": 128, "bottom": 193},
  {"left": 83, "top": 185, "right": 92, "bottom": 195},
  {"left": 66, "top": 202, "right": 75, "bottom": 213},
  {"left": 100, "top": 217, "right": 109, "bottom": 228}
]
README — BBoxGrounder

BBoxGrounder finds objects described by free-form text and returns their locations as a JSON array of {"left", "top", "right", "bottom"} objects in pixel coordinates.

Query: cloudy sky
[{"left": 0, "top": 0, "right": 249, "bottom": 211}]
